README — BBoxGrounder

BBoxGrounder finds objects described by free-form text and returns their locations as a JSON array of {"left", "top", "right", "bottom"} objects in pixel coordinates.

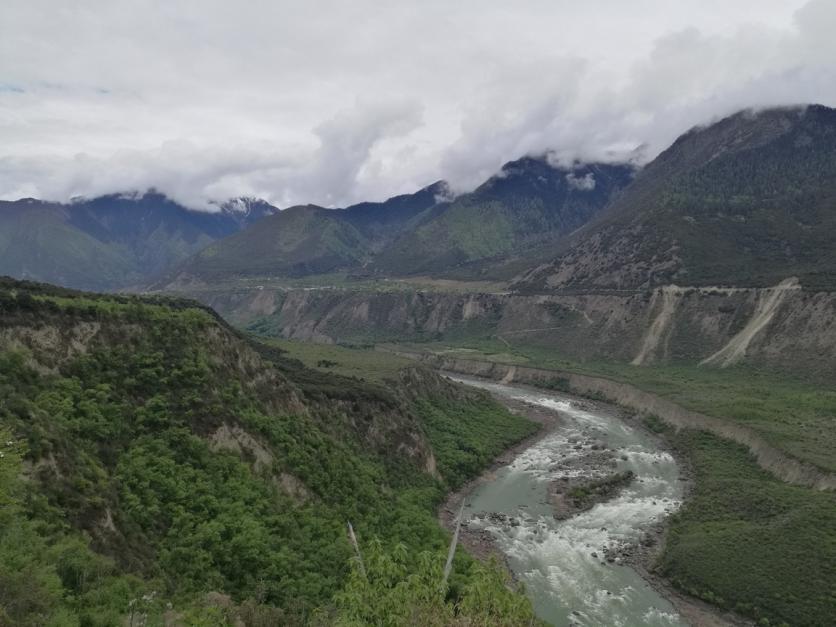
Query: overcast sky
[{"left": 1, "top": 0, "right": 835, "bottom": 209}]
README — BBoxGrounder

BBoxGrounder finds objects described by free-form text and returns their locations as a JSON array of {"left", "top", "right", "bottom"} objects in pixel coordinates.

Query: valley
[
  {"left": 5, "top": 1, "right": 836, "bottom": 624},
  {"left": 270, "top": 338, "right": 836, "bottom": 627},
  {"left": 3, "top": 105, "right": 836, "bottom": 626}
]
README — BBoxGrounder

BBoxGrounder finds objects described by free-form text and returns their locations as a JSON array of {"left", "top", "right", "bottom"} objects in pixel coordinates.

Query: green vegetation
[
  {"left": 413, "top": 396, "right": 539, "bottom": 490},
  {"left": 162, "top": 158, "right": 632, "bottom": 289},
  {"left": 182, "top": 206, "right": 371, "bottom": 279},
  {"left": 259, "top": 338, "right": 416, "bottom": 383},
  {"left": 372, "top": 159, "right": 633, "bottom": 277},
  {"left": 642, "top": 413, "right": 669, "bottom": 434},
  {"left": 410, "top": 339, "right": 836, "bottom": 472},
  {"left": 0, "top": 193, "right": 268, "bottom": 291},
  {"left": 250, "top": 339, "right": 539, "bottom": 490},
  {"left": 566, "top": 471, "right": 635, "bottom": 509},
  {"left": 396, "top": 339, "right": 836, "bottom": 625},
  {"left": 517, "top": 105, "right": 836, "bottom": 291},
  {"left": 605, "top": 363, "right": 836, "bottom": 472},
  {"left": 329, "top": 541, "right": 538, "bottom": 626},
  {"left": 0, "top": 204, "right": 137, "bottom": 291},
  {"left": 0, "top": 281, "right": 538, "bottom": 624},
  {"left": 0, "top": 425, "right": 149, "bottom": 626},
  {"left": 662, "top": 430, "right": 836, "bottom": 627}
]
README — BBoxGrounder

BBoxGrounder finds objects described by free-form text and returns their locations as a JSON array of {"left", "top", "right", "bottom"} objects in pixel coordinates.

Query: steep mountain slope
[
  {"left": 159, "top": 158, "right": 634, "bottom": 287},
  {"left": 0, "top": 192, "right": 276, "bottom": 291},
  {"left": 160, "top": 183, "right": 447, "bottom": 285},
  {"left": 341, "top": 180, "right": 452, "bottom": 245},
  {"left": 516, "top": 105, "right": 836, "bottom": 291},
  {"left": 0, "top": 200, "right": 138, "bottom": 290},
  {"left": 163, "top": 204, "right": 371, "bottom": 284},
  {"left": 371, "top": 158, "right": 635, "bottom": 278},
  {"left": 0, "top": 278, "right": 537, "bottom": 624}
]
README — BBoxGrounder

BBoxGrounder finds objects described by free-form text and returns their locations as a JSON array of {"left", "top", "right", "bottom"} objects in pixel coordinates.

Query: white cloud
[
  {"left": 566, "top": 172, "right": 596, "bottom": 191},
  {"left": 0, "top": 0, "right": 834, "bottom": 209}
]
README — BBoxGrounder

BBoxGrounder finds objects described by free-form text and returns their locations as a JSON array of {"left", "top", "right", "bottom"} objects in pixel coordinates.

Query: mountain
[
  {"left": 161, "top": 158, "right": 634, "bottom": 287},
  {"left": 340, "top": 180, "right": 452, "bottom": 246},
  {"left": 159, "top": 182, "right": 447, "bottom": 285},
  {"left": 0, "top": 277, "right": 537, "bottom": 623},
  {"left": 165, "top": 203, "right": 371, "bottom": 283},
  {"left": 0, "top": 192, "right": 276, "bottom": 291},
  {"left": 515, "top": 105, "right": 836, "bottom": 292},
  {"left": 371, "top": 158, "right": 635, "bottom": 278},
  {"left": 13, "top": 105, "right": 834, "bottom": 295}
]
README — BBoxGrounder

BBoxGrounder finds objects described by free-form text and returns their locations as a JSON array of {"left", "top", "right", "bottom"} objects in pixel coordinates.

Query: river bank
[
  {"left": 399, "top": 350, "right": 836, "bottom": 491},
  {"left": 439, "top": 392, "right": 564, "bottom": 567},
  {"left": 441, "top": 374, "right": 751, "bottom": 627}
]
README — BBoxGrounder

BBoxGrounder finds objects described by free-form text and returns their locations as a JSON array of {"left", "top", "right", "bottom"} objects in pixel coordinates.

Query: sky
[{"left": 1, "top": 0, "right": 835, "bottom": 210}]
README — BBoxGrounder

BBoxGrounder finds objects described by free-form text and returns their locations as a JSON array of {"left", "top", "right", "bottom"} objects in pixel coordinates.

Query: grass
[
  {"left": 602, "top": 363, "right": 836, "bottom": 472},
  {"left": 250, "top": 337, "right": 541, "bottom": 490},
  {"left": 662, "top": 429, "right": 836, "bottom": 627},
  {"left": 413, "top": 395, "right": 539, "bottom": 490},
  {"left": 162, "top": 273, "right": 509, "bottom": 296},
  {"left": 257, "top": 338, "right": 416, "bottom": 383},
  {"left": 398, "top": 339, "right": 836, "bottom": 473},
  {"left": 233, "top": 320, "right": 836, "bottom": 625},
  {"left": 567, "top": 471, "right": 635, "bottom": 508}
]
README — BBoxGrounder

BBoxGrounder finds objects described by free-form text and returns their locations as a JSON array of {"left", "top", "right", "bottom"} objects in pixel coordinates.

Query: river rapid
[{"left": 450, "top": 375, "right": 688, "bottom": 627}]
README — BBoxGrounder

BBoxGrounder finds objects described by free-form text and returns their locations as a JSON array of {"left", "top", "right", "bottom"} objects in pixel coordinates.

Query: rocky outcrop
[
  {"left": 631, "top": 286, "right": 684, "bottom": 365},
  {"left": 398, "top": 352, "right": 836, "bottom": 492},
  {"left": 209, "top": 423, "right": 276, "bottom": 471},
  {"left": 551, "top": 471, "right": 636, "bottom": 520},
  {"left": 700, "top": 278, "right": 800, "bottom": 366}
]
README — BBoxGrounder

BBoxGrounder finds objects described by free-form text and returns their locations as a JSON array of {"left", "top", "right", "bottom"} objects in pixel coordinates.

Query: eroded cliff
[{"left": 182, "top": 279, "right": 836, "bottom": 378}]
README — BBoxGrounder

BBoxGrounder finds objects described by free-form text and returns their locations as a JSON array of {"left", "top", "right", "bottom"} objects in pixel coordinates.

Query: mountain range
[
  {"left": 159, "top": 160, "right": 635, "bottom": 287},
  {"left": 0, "top": 192, "right": 276, "bottom": 291},
  {"left": 4, "top": 105, "right": 836, "bottom": 627},
  {"left": 516, "top": 104, "right": 836, "bottom": 291},
  {"left": 3, "top": 104, "right": 836, "bottom": 292}
]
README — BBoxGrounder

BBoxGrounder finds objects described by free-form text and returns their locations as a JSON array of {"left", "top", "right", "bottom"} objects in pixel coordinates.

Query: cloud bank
[{"left": 1, "top": 0, "right": 835, "bottom": 209}]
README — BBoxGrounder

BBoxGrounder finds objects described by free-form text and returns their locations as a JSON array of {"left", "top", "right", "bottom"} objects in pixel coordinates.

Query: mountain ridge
[
  {"left": 514, "top": 104, "right": 836, "bottom": 291},
  {"left": 369, "top": 157, "right": 635, "bottom": 278},
  {"left": 6, "top": 103, "right": 836, "bottom": 294},
  {"left": 159, "top": 156, "right": 636, "bottom": 287},
  {"left": 0, "top": 191, "right": 278, "bottom": 291}
]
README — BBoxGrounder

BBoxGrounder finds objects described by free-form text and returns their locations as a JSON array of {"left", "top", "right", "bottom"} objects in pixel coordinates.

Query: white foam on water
[
  {"left": 455, "top": 376, "right": 688, "bottom": 626},
  {"left": 643, "top": 607, "right": 685, "bottom": 626}
]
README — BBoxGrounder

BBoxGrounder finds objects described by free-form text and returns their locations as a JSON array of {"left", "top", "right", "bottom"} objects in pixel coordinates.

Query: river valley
[{"left": 448, "top": 375, "right": 689, "bottom": 627}]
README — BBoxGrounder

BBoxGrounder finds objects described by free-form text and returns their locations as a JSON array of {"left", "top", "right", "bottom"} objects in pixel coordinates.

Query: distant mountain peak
[
  {"left": 425, "top": 180, "right": 455, "bottom": 204},
  {"left": 215, "top": 197, "right": 280, "bottom": 216},
  {"left": 0, "top": 191, "right": 277, "bottom": 291}
]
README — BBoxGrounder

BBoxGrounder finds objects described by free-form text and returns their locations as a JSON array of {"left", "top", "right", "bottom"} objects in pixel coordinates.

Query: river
[{"left": 450, "top": 375, "right": 688, "bottom": 627}]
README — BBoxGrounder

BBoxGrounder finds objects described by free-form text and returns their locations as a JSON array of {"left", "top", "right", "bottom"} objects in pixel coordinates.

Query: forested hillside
[
  {"left": 0, "top": 278, "right": 538, "bottom": 625},
  {"left": 371, "top": 159, "right": 634, "bottom": 278}
]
